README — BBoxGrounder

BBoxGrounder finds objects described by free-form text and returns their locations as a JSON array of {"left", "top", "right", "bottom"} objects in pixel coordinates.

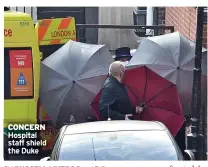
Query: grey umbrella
[
  {"left": 127, "top": 32, "right": 207, "bottom": 116},
  {"left": 40, "top": 40, "right": 114, "bottom": 128}
]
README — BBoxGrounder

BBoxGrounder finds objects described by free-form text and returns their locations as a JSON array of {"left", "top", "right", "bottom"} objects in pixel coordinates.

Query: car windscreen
[{"left": 58, "top": 130, "right": 179, "bottom": 160}]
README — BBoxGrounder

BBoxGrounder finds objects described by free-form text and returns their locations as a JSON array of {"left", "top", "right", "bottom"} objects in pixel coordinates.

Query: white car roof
[{"left": 64, "top": 120, "right": 166, "bottom": 135}]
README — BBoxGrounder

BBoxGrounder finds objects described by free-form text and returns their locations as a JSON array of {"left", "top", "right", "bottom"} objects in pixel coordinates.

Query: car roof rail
[{"left": 154, "top": 121, "right": 166, "bottom": 129}]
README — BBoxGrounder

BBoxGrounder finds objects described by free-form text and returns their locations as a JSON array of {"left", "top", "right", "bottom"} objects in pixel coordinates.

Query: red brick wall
[{"left": 165, "top": 7, "right": 208, "bottom": 48}]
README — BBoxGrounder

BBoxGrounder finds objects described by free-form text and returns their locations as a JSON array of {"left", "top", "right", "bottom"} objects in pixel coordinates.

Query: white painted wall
[
  {"left": 98, "top": 7, "right": 141, "bottom": 50},
  {"left": 146, "top": 7, "right": 154, "bottom": 35}
]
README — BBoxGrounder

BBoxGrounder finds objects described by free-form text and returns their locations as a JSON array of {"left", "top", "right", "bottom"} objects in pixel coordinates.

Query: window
[
  {"left": 58, "top": 131, "right": 181, "bottom": 160},
  {"left": 137, "top": 7, "right": 147, "bottom": 11},
  {"left": 134, "top": 7, "right": 147, "bottom": 25},
  {"left": 133, "top": 7, "right": 147, "bottom": 36},
  {"left": 4, "top": 47, "right": 34, "bottom": 99}
]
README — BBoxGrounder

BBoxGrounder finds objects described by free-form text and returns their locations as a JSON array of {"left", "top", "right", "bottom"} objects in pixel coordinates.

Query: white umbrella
[
  {"left": 127, "top": 32, "right": 207, "bottom": 116},
  {"left": 40, "top": 40, "right": 114, "bottom": 128}
]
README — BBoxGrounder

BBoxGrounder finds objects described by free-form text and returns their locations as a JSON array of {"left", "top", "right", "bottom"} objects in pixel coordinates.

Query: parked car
[{"left": 41, "top": 120, "right": 185, "bottom": 161}]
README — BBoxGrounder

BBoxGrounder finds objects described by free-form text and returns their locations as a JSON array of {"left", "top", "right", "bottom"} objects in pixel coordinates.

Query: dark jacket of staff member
[{"left": 99, "top": 61, "right": 142, "bottom": 120}]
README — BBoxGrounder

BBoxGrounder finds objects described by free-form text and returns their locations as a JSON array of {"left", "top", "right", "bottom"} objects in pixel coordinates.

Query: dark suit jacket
[{"left": 99, "top": 76, "right": 136, "bottom": 120}]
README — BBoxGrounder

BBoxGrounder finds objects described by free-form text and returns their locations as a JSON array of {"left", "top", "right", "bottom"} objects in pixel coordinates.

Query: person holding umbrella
[
  {"left": 92, "top": 65, "right": 185, "bottom": 137},
  {"left": 99, "top": 61, "right": 143, "bottom": 120}
]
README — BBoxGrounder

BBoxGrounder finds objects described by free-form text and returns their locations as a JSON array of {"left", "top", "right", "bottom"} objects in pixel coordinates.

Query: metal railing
[{"left": 76, "top": 24, "right": 174, "bottom": 42}]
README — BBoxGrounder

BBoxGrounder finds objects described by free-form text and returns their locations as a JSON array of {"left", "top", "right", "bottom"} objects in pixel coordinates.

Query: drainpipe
[{"left": 153, "top": 7, "right": 159, "bottom": 35}]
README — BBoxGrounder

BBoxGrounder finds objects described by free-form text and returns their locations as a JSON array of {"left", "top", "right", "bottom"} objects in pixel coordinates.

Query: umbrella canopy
[
  {"left": 127, "top": 32, "right": 207, "bottom": 116},
  {"left": 40, "top": 40, "right": 114, "bottom": 128},
  {"left": 91, "top": 66, "right": 184, "bottom": 136}
]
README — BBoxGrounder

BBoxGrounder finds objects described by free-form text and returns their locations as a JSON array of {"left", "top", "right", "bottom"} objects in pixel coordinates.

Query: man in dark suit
[{"left": 99, "top": 61, "right": 142, "bottom": 120}]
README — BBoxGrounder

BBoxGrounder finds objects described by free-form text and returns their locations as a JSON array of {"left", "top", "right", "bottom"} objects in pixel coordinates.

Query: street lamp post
[{"left": 187, "top": 7, "right": 205, "bottom": 160}]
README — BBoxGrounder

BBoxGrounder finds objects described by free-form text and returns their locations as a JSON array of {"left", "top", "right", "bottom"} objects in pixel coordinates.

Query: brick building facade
[{"left": 158, "top": 7, "right": 207, "bottom": 48}]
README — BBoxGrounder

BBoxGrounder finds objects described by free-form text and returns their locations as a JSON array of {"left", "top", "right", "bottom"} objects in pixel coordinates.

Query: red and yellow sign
[
  {"left": 40, "top": 124, "right": 57, "bottom": 150},
  {"left": 39, "top": 104, "right": 57, "bottom": 150},
  {"left": 36, "top": 17, "right": 76, "bottom": 46},
  {"left": 9, "top": 50, "right": 33, "bottom": 97},
  {"left": 39, "top": 104, "right": 51, "bottom": 122}
]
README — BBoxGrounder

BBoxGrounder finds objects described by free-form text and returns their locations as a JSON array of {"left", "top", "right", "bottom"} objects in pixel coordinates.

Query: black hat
[{"left": 114, "top": 47, "right": 132, "bottom": 61}]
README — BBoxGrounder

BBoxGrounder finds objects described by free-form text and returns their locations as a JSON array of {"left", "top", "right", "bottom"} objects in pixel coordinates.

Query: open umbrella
[
  {"left": 127, "top": 32, "right": 207, "bottom": 116},
  {"left": 91, "top": 66, "right": 184, "bottom": 136},
  {"left": 40, "top": 40, "right": 114, "bottom": 128}
]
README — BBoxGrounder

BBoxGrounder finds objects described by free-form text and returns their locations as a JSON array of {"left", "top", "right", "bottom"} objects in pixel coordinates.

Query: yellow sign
[
  {"left": 39, "top": 105, "right": 51, "bottom": 122},
  {"left": 36, "top": 17, "right": 76, "bottom": 46},
  {"left": 38, "top": 104, "right": 57, "bottom": 150}
]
